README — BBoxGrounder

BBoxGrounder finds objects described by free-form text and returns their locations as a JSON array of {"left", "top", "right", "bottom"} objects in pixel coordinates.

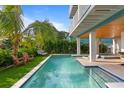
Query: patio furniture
[
  {"left": 12, "top": 55, "right": 26, "bottom": 65},
  {"left": 99, "top": 53, "right": 120, "bottom": 59},
  {"left": 119, "top": 52, "right": 124, "bottom": 63},
  {"left": 37, "top": 50, "right": 47, "bottom": 56},
  {"left": 101, "top": 55, "right": 120, "bottom": 59}
]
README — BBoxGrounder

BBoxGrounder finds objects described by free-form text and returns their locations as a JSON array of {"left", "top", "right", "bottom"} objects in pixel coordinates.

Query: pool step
[
  {"left": 89, "top": 68, "right": 120, "bottom": 88},
  {"left": 92, "top": 68, "right": 120, "bottom": 82},
  {"left": 91, "top": 71, "right": 107, "bottom": 88}
]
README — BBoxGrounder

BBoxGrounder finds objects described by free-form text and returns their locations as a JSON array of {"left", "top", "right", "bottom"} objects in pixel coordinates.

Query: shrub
[
  {"left": 99, "top": 44, "right": 108, "bottom": 53},
  {"left": 81, "top": 44, "right": 89, "bottom": 54},
  {"left": 17, "top": 48, "right": 25, "bottom": 57},
  {"left": 0, "top": 49, "right": 13, "bottom": 67},
  {"left": 18, "top": 47, "right": 38, "bottom": 57},
  {"left": 1, "top": 39, "right": 12, "bottom": 49},
  {"left": 26, "top": 48, "right": 38, "bottom": 56},
  {"left": 43, "top": 40, "right": 77, "bottom": 54}
]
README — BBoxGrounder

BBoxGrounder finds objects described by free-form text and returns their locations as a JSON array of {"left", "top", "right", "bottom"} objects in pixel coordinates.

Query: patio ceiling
[
  {"left": 71, "top": 5, "right": 124, "bottom": 37},
  {"left": 80, "top": 16, "right": 124, "bottom": 38}
]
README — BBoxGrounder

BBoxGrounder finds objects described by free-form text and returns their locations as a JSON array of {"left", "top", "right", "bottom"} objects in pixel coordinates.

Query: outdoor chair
[
  {"left": 37, "top": 50, "right": 47, "bottom": 56},
  {"left": 119, "top": 52, "right": 124, "bottom": 64}
]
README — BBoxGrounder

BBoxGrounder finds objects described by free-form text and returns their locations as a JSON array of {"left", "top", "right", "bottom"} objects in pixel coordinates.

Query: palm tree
[
  {"left": 24, "top": 20, "right": 58, "bottom": 49},
  {"left": 0, "top": 5, "right": 24, "bottom": 56}
]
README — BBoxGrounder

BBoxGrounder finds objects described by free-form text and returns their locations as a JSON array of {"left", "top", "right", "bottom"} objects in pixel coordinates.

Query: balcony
[
  {"left": 69, "top": 5, "right": 78, "bottom": 18},
  {"left": 69, "top": 5, "right": 91, "bottom": 35},
  {"left": 69, "top": 5, "right": 124, "bottom": 37}
]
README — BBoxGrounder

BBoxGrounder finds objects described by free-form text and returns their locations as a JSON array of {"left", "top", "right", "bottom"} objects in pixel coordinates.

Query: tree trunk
[
  {"left": 12, "top": 44, "right": 18, "bottom": 57},
  {"left": 12, "top": 39, "right": 20, "bottom": 57}
]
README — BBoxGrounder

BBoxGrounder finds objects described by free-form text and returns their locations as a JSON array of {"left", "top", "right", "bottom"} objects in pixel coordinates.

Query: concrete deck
[
  {"left": 76, "top": 57, "right": 124, "bottom": 88},
  {"left": 99, "top": 65, "right": 124, "bottom": 80},
  {"left": 105, "top": 82, "right": 124, "bottom": 88},
  {"left": 76, "top": 57, "right": 121, "bottom": 67}
]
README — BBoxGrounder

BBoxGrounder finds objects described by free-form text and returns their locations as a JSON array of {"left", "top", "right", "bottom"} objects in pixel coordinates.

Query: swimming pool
[{"left": 21, "top": 55, "right": 122, "bottom": 88}]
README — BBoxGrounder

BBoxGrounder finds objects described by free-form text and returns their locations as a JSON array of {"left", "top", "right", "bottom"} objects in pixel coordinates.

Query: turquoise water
[{"left": 21, "top": 55, "right": 121, "bottom": 88}]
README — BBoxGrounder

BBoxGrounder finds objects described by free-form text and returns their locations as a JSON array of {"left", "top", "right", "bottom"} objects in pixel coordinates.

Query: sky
[{"left": 22, "top": 5, "right": 69, "bottom": 32}]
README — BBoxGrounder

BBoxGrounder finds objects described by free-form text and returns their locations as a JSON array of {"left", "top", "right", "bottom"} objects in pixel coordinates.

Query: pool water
[{"left": 21, "top": 55, "right": 121, "bottom": 88}]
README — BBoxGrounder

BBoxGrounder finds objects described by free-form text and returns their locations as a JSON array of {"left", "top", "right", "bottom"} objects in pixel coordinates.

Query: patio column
[
  {"left": 89, "top": 31, "right": 97, "bottom": 62},
  {"left": 121, "top": 32, "right": 124, "bottom": 52},
  {"left": 116, "top": 37, "right": 121, "bottom": 53},
  {"left": 112, "top": 38, "right": 116, "bottom": 54},
  {"left": 96, "top": 38, "right": 100, "bottom": 54},
  {"left": 77, "top": 37, "right": 81, "bottom": 55}
]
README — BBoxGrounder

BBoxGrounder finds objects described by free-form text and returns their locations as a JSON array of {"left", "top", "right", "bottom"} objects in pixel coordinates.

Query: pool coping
[{"left": 11, "top": 55, "right": 52, "bottom": 88}]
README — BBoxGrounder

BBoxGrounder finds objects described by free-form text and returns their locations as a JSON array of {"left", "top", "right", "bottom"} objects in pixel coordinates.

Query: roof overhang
[{"left": 69, "top": 5, "right": 124, "bottom": 38}]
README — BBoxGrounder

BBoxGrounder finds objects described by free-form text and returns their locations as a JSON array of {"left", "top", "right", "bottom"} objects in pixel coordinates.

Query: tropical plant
[
  {"left": 81, "top": 44, "right": 89, "bottom": 54},
  {"left": 0, "top": 49, "right": 13, "bottom": 66},
  {"left": 21, "top": 35, "right": 36, "bottom": 48},
  {"left": 57, "top": 31, "right": 68, "bottom": 40},
  {"left": 43, "top": 40, "right": 77, "bottom": 54},
  {"left": 18, "top": 47, "right": 37, "bottom": 57},
  {"left": 0, "top": 5, "right": 24, "bottom": 56},
  {"left": 1, "top": 39, "right": 12, "bottom": 49},
  {"left": 23, "top": 20, "right": 58, "bottom": 49},
  {"left": 99, "top": 43, "right": 108, "bottom": 53}
]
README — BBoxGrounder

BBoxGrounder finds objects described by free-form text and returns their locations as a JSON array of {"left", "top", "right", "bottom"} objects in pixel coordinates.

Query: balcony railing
[{"left": 69, "top": 5, "right": 91, "bottom": 34}]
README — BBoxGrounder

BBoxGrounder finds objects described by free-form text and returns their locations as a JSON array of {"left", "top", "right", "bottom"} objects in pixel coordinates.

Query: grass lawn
[{"left": 0, "top": 56, "right": 47, "bottom": 88}]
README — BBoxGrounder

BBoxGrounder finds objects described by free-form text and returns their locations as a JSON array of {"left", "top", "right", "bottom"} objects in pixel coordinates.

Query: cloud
[
  {"left": 51, "top": 21, "right": 67, "bottom": 31},
  {"left": 22, "top": 16, "right": 34, "bottom": 28},
  {"left": 0, "top": 5, "right": 3, "bottom": 10}
]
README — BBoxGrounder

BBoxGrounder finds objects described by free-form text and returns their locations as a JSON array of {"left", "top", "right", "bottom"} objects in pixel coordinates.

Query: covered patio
[
  {"left": 76, "top": 14, "right": 124, "bottom": 62},
  {"left": 75, "top": 9, "right": 124, "bottom": 87}
]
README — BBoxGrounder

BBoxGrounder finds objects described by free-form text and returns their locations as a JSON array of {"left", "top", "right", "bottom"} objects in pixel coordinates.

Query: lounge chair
[
  {"left": 37, "top": 50, "right": 47, "bottom": 56},
  {"left": 12, "top": 55, "right": 26, "bottom": 65},
  {"left": 119, "top": 52, "right": 124, "bottom": 64},
  {"left": 101, "top": 55, "right": 120, "bottom": 59}
]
